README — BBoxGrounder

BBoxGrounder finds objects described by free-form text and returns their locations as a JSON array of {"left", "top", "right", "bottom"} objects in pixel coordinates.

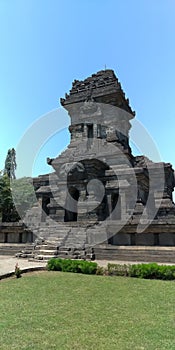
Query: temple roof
[{"left": 60, "top": 69, "right": 135, "bottom": 116}]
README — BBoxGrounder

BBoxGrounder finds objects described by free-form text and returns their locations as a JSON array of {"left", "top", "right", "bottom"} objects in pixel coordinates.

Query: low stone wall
[
  {"left": 108, "top": 222, "right": 175, "bottom": 246},
  {"left": 110, "top": 232, "right": 175, "bottom": 246},
  {"left": 0, "top": 222, "right": 33, "bottom": 244},
  {"left": 94, "top": 245, "right": 175, "bottom": 263}
]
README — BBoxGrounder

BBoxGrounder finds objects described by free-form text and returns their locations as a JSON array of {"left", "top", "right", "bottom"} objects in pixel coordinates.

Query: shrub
[
  {"left": 128, "top": 263, "right": 157, "bottom": 279},
  {"left": 107, "top": 262, "right": 175, "bottom": 280},
  {"left": 107, "top": 263, "right": 129, "bottom": 277},
  {"left": 157, "top": 265, "right": 175, "bottom": 280},
  {"left": 47, "top": 259, "right": 175, "bottom": 280},
  {"left": 96, "top": 266, "right": 106, "bottom": 276},
  {"left": 14, "top": 263, "right": 22, "bottom": 278},
  {"left": 47, "top": 258, "right": 97, "bottom": 275},
  {"left": 128, "top": 263, "right": 175, "bottom": 280},
  {"left": 61, "top": 259, "right": 73, "bottom": 272},
  {"left": 79, "top": 260, "right": 97, "bottom": 275},
  {"left": 47, "top": 258, "right": 62, "bottom": 271}
]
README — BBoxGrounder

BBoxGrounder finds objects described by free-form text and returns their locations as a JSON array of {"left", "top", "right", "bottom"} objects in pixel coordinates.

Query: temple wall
[{"left": 0, "top": 223, "right": 33, "bottom": 244}]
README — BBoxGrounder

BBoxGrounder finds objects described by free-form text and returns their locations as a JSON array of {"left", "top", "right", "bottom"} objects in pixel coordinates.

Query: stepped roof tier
[{"left": 60, "top": 69, "right": 135, "bottom": 117}]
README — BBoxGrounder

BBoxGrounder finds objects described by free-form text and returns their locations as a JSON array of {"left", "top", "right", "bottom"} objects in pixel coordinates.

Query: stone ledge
[
  {"left": 95, "top": 245, "right": 175, "bottom": 251},
  {"left": 0, "top": 266, "right": 46, "bottom": 280}
]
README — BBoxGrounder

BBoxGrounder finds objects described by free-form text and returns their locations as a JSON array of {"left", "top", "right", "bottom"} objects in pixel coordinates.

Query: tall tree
[
  {"left": 0, "top": 148, "right": 18, "bottom": 221},
  {"left": 4, "top": 148, "right": 17, "bottom": 179},
  {"left": 0, "top": 149, "right": 36, "bottom": 222},
  {"left": 0, "top": 174, "right": 20, "bottom": 222}
]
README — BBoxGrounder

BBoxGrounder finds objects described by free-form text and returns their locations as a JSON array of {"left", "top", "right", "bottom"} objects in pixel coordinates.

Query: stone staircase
[
  {"left": 32, "top": 223, "right": 109, "bottom": 261},
  {"left": 94, "top": 245, "right": 175, "bottom": 263},
  {"left": 63, "top": 227, "right": 87, "bottom": 249},
  {"left": 16, "top": 222, "right": 93, "bottom": 261},
  {"left": 57, "top": 227, "right": 88, "bottom": 260},
  {"left": 34, "top": 225, "right": 90, "bottom": 261},
  {"left": 33, "top": 244, "right": 59, "bottom": 260},
  {"left": 16, "top": 222, "right": 70, "bottom": 260}
]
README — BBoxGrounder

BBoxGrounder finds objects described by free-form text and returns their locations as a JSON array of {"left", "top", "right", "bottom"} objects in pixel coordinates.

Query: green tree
[
  {"left": 0, "top": 149, "right": 36, "bottom": 222},
  {"left": 11, "top": 177, "right": 36, "bottom": 219},
  {"left": 0, "top": 175, "right": 36, "bottom": 222},
  {"left": 0, "top": 174, "right": 20, "bottom": 222},
  {"left": 4, "top": 148, "right": 17, "bottom": 179}
]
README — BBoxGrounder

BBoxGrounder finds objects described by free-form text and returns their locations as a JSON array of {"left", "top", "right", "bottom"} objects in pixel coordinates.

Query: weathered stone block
[
  {"left": 135, "top": 233, "right": 155, "bottom": 246},
  {"left": 7, "top": 232, "right": 20, "bottom": 243},
  {"left": 112, "top": 233, "right": 131, "bottom": 245},
  {"left": 159, "top": 233, "right": 175, "bottom": 246},
  {"left": 0, "top": 232, "right": 4, "bottom": 243}
]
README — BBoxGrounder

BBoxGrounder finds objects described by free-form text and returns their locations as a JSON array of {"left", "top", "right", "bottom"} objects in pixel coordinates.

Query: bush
[
  {"left": 128, "top": 263, "right": 175, "bottom": 280},
  {"left": 47, "top": 259, "right": 175, "bottom": 280},
  {"left": 79, "top": 260, "right": 97, "bottom": 275},
  {"left": 47, "top": 258, "right": 62, "bottom": 271},
  {"left": 96, "top": 266, "right": 106, "bottom": 276},
  {"left": 107, "top": 263, "right": 129, "bottom": 277},
  {"left": 128, "top": 263, "right": 158, "bottom": 279},
  {"left": 107, "top": 262, "right": 175, "bottom": 280},
  {"left": 14, "top": 263, "right": 22, "bottom": 278},
  {"left": 47, "top": 258, "right": 97, "bottom": 275}
]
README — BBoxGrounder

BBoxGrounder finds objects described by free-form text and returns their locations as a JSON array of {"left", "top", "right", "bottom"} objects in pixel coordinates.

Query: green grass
[{"left": 0, "top": 271, "right": 175, "bottom": 350}]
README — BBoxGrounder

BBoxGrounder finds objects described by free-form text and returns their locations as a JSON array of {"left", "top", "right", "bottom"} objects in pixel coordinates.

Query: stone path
[{"left": 0, "top": 256, "right": 46, "bottom": 277}]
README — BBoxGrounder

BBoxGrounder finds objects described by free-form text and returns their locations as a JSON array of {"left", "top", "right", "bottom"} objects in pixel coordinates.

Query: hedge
[
  {"left": 47, "top": 258, "right": 97, "bottom": 275},
  {"left": 107, "top": 262, "right": 175, "bottom": 280},
  {"left": 47, "top": 259, "right": 175, "bottom": 280}
]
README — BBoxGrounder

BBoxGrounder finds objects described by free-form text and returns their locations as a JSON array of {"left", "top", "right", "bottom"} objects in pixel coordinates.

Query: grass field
[{"left": 0, "top": 271, "right": 175, "bottom": 350}]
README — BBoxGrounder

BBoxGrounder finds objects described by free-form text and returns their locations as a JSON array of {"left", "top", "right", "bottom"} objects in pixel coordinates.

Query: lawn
[{"left": 0, "top": 271, "right": 175, "bottom": 350}]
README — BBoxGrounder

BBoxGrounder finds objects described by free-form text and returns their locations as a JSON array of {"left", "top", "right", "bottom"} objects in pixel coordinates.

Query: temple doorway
[{"left": 64, "top": 187, "right": 79, "bottom": 222}]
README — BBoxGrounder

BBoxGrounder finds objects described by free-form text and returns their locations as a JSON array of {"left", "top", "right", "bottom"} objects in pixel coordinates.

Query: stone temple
[{"left": 15, "top": 69, "right": 175, "bottom": 261}]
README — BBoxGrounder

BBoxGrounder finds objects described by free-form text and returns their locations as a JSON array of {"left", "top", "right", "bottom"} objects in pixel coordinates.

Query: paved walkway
[{"left": 0, "top": 256, "right": 46, "bottom": 277}]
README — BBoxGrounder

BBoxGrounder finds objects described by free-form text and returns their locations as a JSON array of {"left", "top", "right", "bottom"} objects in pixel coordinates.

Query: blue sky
[{"left": 0, "top": 0, "right": 175, "bottom": 177}]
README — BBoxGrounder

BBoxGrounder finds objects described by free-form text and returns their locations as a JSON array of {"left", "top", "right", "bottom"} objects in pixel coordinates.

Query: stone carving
[{"left": 59, "top": 162, "right": 85, "bottom": 178}]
